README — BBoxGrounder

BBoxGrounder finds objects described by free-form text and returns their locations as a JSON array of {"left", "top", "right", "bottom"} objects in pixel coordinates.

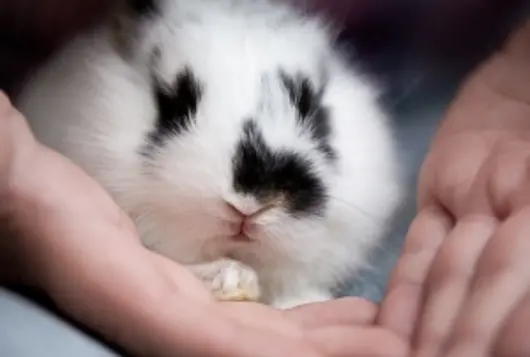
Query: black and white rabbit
[{"left": 17, "top": 0, "right": 403, "bottom": 309}]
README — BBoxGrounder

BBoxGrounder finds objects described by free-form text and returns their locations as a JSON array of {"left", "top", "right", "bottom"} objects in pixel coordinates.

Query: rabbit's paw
[{"left": 188, "top": 259, "right": 261, "bottom": 302}]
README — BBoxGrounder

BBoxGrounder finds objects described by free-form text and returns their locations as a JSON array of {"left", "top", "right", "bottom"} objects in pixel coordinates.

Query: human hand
[
  {"left": 0, "top": 91, "right": 407, "bottom": 357},
  {"left": 378, "top": 20, "right": 530, "bottom": 357}
]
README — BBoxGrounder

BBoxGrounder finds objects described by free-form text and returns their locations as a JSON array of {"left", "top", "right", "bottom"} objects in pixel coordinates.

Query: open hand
[{"left": 378, "top": 20, "right": 530, "bottom": 357}]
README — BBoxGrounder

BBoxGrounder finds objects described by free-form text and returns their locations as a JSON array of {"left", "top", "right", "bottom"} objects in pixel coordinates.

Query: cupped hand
[
  {"left": 0, "top": 90, "right": 407, "bottom": 357},
  {"left": 378, "top": 20, "right": 530, "bottom": 357}
]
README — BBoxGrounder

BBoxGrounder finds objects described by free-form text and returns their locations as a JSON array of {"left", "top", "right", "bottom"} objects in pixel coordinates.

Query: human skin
[{"left": 378, "top": 20, "right": 530, "bottom": 357}]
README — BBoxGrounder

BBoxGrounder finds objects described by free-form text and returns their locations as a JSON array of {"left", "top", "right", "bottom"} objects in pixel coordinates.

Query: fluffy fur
[{"left": 17, "top": 0, "right": 403, "bottom": 308}]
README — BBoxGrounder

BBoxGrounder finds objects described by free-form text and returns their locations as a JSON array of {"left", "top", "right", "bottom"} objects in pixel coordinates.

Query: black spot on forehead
[
  {"left": 232, "top": 120, "right": 327, "bottom": 216},
  {"left": 280, "top": 71, "right": 337, "bottom": 161},
  {"left": 147, "top": 67, "right": 202, "bottom": 148}
]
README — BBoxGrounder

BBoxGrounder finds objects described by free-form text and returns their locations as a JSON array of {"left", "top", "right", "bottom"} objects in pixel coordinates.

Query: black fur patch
[
  {"left": 280, "top": 71, "right": 336, "bottom": 160},
  {"left": 126, "top": 0, "right": 159, "bottom": 16},
  {"left": 232, "top": 120, "right": 327, "bottom": 216},
  {"left": 148, "top": 68, "right": 202, "bottom": 146}
]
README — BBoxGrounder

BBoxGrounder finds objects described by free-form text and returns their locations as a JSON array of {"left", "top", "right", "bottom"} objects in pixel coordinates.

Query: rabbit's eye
[
  {"left": 280, "top": 72, "right": 317, "bottom": 119},
  {"left": 150, "top": 67, "right": 203, "bottom": 145},
  {"left": 280, "top": 71, "right": 336, "bottom": 161}
]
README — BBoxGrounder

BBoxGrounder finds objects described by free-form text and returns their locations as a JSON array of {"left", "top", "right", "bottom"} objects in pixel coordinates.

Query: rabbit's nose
[
  {"left": 225, "top": 201, "right": 249, "bottom": 220},
  {"left": 225, "top": 201, "right": 247, "bottom": 233},
  {"left": 224, "top": 201, "right": 259, "bottom": 237},
  {"left": 227, "top": 219, "right": 256, "bottom": 236},
  {"left": 225, "top": 196, "right": 281, "bottom": 218},
  {"left": 241, "top": 219, "right": 257, "bottom": 236}
]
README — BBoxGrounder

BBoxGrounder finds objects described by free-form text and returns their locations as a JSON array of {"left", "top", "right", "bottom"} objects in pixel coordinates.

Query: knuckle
[
  {"left": 404, "top": 207, "right": 452, "bottom": 253},
  {"left": 485, "top": 139, "right": 530, "bottom": 217},
  {"left": 429, "top": 215, "right": 496, "bottom": 284},
  {"left": 432, "top": 134, "right": 490, "bottom": 214},
  {"left": 390, "top": 208, "right": 452, "bottom": 288}
]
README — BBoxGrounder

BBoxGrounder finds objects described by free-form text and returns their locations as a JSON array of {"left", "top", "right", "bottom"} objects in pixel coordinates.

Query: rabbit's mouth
[{"left": 230, "top": 234, "right": 252, "bottom": 243}]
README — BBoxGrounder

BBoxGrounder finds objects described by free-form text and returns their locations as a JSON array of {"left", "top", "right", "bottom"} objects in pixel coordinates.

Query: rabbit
[{"left": 16, "top": 0, "right": 404, "bottom": 309}]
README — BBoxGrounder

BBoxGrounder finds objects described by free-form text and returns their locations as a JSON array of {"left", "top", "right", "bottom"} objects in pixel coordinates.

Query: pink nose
[
  {"left": 242, "top": 219, "right": 257, "bottom": 235},
  {"left": 226, "top": 201, "right": 247, "bottom": 218},
  {"left": 225, "top": 202, "right": 258, "bottom": 235},
  {"left": 228, "top": 216, "right": 256, "bottom": 234}
]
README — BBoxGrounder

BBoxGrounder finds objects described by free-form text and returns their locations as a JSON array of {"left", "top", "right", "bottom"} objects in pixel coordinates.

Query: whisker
[{"left": 327, "top": 195, "right": 391, "bottom": 229}]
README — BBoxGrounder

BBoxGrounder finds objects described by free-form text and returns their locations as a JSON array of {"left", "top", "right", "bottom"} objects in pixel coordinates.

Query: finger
[
  {"left": 286, "top": 297, "right": 378, "bottom": 328},
  {"left": 221, "top": 297, "right": 377, "bottom": 340},
  {"left": 413, "top": 214, "right": 497, "bottom": 357},
  {"left": 221, "top": 298, "right": 377, "bottom": 340},
  {"left": 209, "top": 316, "right": 322, "bottom": 357},
  {"left": 221, "top": 301, "right": 303, "bottom": 338},
  {"left": 308, "top": 326, "right": 409, "bottom": 357},
  {"left": 445, "top": 207, "right": 530, "bottom": 357},
  {"left": 150, "top": 250, "right": 214, "bottom": 303},
  {"left": 110, "top": 293, "right": 322, "bottom": 357},
  {"left": 494, "top": 292, "right": 530, "bottom": 356},
  {"left": 377, "top": 206, "right": 453, "bottom": 341}
]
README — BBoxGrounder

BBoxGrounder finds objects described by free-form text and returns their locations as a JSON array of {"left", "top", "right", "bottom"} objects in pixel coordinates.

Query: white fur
[{"left": 17, "top": 0, "right": 403, "bottom": 307}]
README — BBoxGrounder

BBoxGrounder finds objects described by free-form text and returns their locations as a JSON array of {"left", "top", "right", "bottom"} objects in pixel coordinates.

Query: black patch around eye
[
  {"left": 148, "top": 68, "right": 202, "bottom": 146},
  {"left": 232, "top": 120, "right": 327, "bottom": 216},
  {"left": 280, "top": 71, "right": 336, "bottom": 161},
  {"left": 126, "top": 0, "right": 159, "bottom": 16}
]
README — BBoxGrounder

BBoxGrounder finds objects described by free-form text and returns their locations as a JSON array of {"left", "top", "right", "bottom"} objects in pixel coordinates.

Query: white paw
[
  {"left": 271, "top": 291, "right": 333, "bottom": 310},
  {"left": 189, "top": 259, "right": 261, "bottom": 302}
]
